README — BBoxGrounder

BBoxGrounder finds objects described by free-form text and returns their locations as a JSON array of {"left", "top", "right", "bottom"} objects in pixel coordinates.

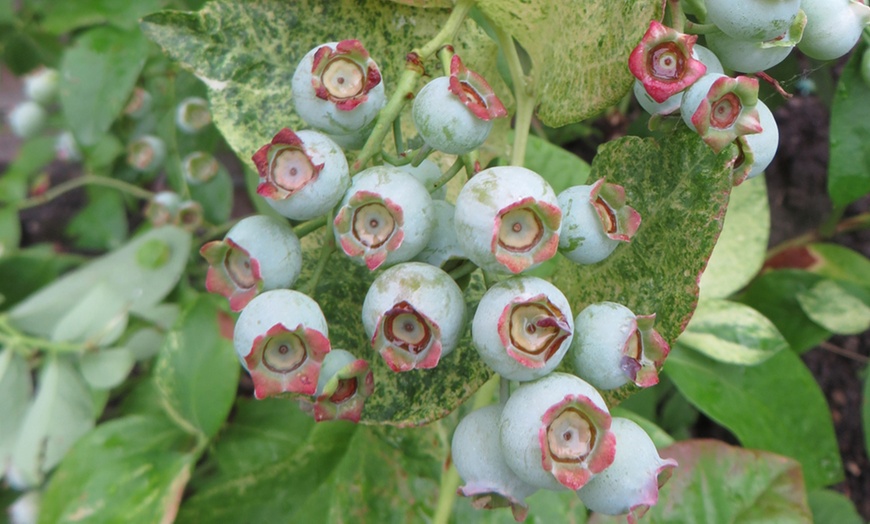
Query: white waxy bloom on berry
[
  {"left": 200, "top": 215, "right": 302, "bottom": 312},
  {"left": 334, "top": 165, "right": 434, "bottom": 271},
  {"left": 7, "top": 101, "right": 47, "bottom": 139},
  {"left": 500, "top": 373, "right": 616, "bottom": 491},
  {"left": 252, "top": 128, "right": 350, "bottom": 221},
  {"left": 570, "top": 302, "right": 670, "bottom": 390},
  {"left": 292, "top": 40, "right": 385, "bottom": 136},
  {"left": 454, "top": 166, "right": 561, "bottom": 274},
  {"left": 233, "top": 289, "right": 331, "bottom": 398},
  {"left": 413, "top": 200, "right": 467, "bottom": 270},
  {"left": 577, "top": 418, "right": 677, "bottom": 522},
  {"left": 23, "top": 67, "right": 59, "bottom": 105},
  {"left": 127, "top": 135, "right": 166, "bottom": 172},
  {"left": 799, "top": 0, "right": 870, "bottom": 60},
  {"left": 362, "top": 262, "right": 465, "bottom": 372},
  {"left": 453, "top": 405, "right": 538, "bottom": 522},
  {"left": 732, "top": 99, "right": 779, "bottom": 185},
  {"left": 681, "top": 73, "right": 762, "bottom": 153},
  {"left": 394, "top": 159, "right": 448, "bottom": 200},
  {"left": 472, "top": 276, "right": 573, "bottom": 381},
  {"left": 706, "top": 12, "right": 806, "bottom": 74},
  {"left": 558, "top": 180, "right": 641, "bottom": 265},
  {"left": 705, "top": 0, "right": 801, "bottom": 41}
]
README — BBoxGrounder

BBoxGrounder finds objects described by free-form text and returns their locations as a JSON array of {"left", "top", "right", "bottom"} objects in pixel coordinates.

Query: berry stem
[
  {"left": 492, "top": 20, "right": 535, "bottom": 167},
  {"left": 16, "top": 174, "right": 155, "bottom": 210},
  {"left": 0, "top": 314, "right": 88, "bottom": 354},
  {"left": 766, "top": 210, "right": 870, "bottom": 259},
  {"left": 411, "top": 143, "right": 434, "bottom": 167},
  {"left": 392, "top": 117, "right": 404, "bottom": 155},
  {"left": 666, "top": 0, "right": 685, "bottom": 33},
  {"left": 430, "top": 157, "right": 466, "bottom": 192},
  {"left": 437, "top": 45, "right": 455, "bottom": 77},
  {"left": 293, "top": 215, "right": 327, "bottom": 239},
  {"left": 684, "top": 21, "right": 719, "bottom": 35},
  {"left": 446, "top": 259, "right": 477, "bottom": 280},
  {"left": 352, "top": 0, "right": 476, "bottom": 173}
]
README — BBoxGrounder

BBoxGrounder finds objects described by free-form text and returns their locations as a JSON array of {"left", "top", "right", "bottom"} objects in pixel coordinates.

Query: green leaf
[
  {"left": 50, "top": 281, "right": 129, "bottom": 346},
  {"left": 828, "top": 41, "right": 870, "bottom": 207},
  {"left": 60, "top": 26, "right": 149, "bottom": 146},
  {"left": 665, "top": 344, "right": 843, "bottom": 489},
  {"left": 0, "top": 245, "right": 77, "bottom": 311},
  {"left": 153, "top": 296, "right": 239, "bottom": 439},
  {"left": 699, "top": 175, "right": 770, "bottom": 299},
  {"left": 10, "top": 226, "right": 191, "bottom": 338},
  {"left": 141, "top": 0, "right": 503, "bottom": 165},
  {"left": 864, "top": 372, "right": 870, "bottom": 461},
  {"left": 807, "top": 489, "right": 864, "bottom": 524},
  {"left": 736, "top": 269, "right": 832, "bottom": 353},
  {"left": 125, "top": 327, "right": 166, "bottom": 361},
  {"left": 11, "top": 356, "right": 95, "bottom": 487},
  {"left": 591, "top": 440, "right": 812, "bottom": 523},
  {"left": 189, "top": 167, "right": 233, "bottom": 225},
  {"left": 677, "top": 299, "right": 788, "bottom": 365},
  {"left": 775, "top": 242, "right": 870, "bottom": 290},
  {"left": 0, "top": 136, "right": 57, "bottom": 204},
  {"left": 476, "top": 0, "right": 659, "bottom": 126},
  {"left": 65, "top": 186, "right": 129, "bottom": 250},
  {"left": 796, "top": 279, "right": 870, "bottom": 335},
  {"left": 522, "top": 133, "right": 591, "bottom": 194},
  {"left": 79, "top": 347, "right": 136, "bottom": 389},
  {"left": 550, "top": 130, "right": 734, "bottom": 362},
  {"left": 40, "top": 0, "right": 166, "bottom": 33},
  {"left": 0, "top": 206, "right": 21, "bottom": 256},
  {"left": 38, "top": 415, "right": 197, "bottom": 524},
  {"left": 0, "top": 349, "right": 33, "bottom": 478}
]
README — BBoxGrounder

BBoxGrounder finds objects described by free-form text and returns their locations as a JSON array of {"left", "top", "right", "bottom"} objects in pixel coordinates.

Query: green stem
[
  {"left": 380, "top": 150, "right": 410, "bottom": 166},
  {"left": 819, "top": 205, "right": 846, "bottom": 238},
  {"left": 438, "top": 45, "right": 456, "bottom": 76},
  {"left": 16, "top": 175, "right": 155, "bottom": 210},
  {"left": 431, "top": 158, "right": 466, "bottom": 192},
  {"left": 667, "top": 0, "right": 685, "bottom": 32},
  {"left": 0, "top": 315, "right": 87, "bottom": 354},
  {"left": 447, "top": 260, "right": 478, "bottom": 281},
  {"left": 392, "top": 117, "right": 405, "bottom": 155},
  {"left": 767, "top": 211, "right": 870, "bottom": 258},
  {"left": 352, "top": 0, "right": 476, "bottom": 173},
  {"left": 293, "top": 216, "right": 327, "bottom": 239},
  {"left": 411, "top": 143, "right": 434, "bottom": 167},
  {"left": 493, "top": 21, "right": 535, "bottom": 167},
  {"left": 303, "top": 232, "right": 336, "bottom": 297},
  {"left": 684, "top": 21, "right": 719, "bottom": 35}
]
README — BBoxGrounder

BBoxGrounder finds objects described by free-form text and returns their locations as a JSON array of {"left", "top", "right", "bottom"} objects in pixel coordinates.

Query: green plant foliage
[
  {"left": 153, "top": 296, "right": 239, "bottom": 439},
  {"left": 189, "top": 167, "right": 233, "bottom": 225},
  {"left": 864, "top": 373, "right": 870, "bottom": 463},
  {"left": 699, "top": 175, "right": 770, "bottom": 299},
  {"left": 0, "top": 349, "right": 32, "bottom": 479},
  {"left": 807, "top": 489, "right": 864, "bottom": 524},
  {"left": 0, "top": 136, "right": 57, "bottom": 205},
  {"left": 677, "top": 299, "right": 789, "bottom": 365},
  {"left": 0, "top": 246, "right": 78, "bottom": 311},
  {"left": 590, "top": 440, "right": 812, "bottom": 523},
  {"left": 475, "top": 0, "right": 659, "bottom": 126},
  {"left": 50, "top": 281, "right": 128, "bottom": 346},
  {"left": 796, "top": 279, "right": 870, "bottom": 335},
  {"left": 141, "top": 0, "right": 504, "bottom": 165},
  {"left": 66, "top": 186, "right": 129, "bottom": 250},
  {"left": 38, "top": 415, "right": 198, "bottom": 524},
  {"left": 522, "top": 133, "right": 591, "bottom": 194},
  {"left": 828, "top": 41, "right": 870, "bottom": 208},
  {"left": 60, "top": 26, "right": 149, "bottom": 146},
  {"left": 39, "top": 0, "right": 166, "bottom": 34},
  {"left": 0, "top": 206, "right": 21, "bottom": 256},
  {"left": 79, "top": 347, "right": 136, "bottom": 389},
  {"left": 665, "top": 344, "right": 843, "bottom": 489}
]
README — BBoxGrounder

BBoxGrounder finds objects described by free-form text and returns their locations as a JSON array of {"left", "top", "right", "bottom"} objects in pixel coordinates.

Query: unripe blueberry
[
  {"left": 412, "top": 55, "right": 507, "bottom": 155},
  {"left": 362, "top": 262, "right": 466, "bottom": 371},
  {"left": 8, "top": 491, "right": 40, "bottom": 524},
  {"left": 334, "top": 165, "right": 434, "bottom": 270},
  {"left": 200, "top": 215, "right": 303, "bottom": 311},
  {"left": 500, "top": 373, "right": 616, "bottom": 491},
  {"left": 472, "top": 276, "right": 573, "bottom": 381},
  {"left": 292, "top": 40, "right": 385, "bottom": 136},
  {"left": 732, "top": 99, "right": 779, "bottom": 184},
  {"left": 182, "top": 151, "right": 221, "bottom": 185},
  {"left": 557, "top": 180, "right": 641, "bottom": 265},
  {"left": 252, "top": 128, "right": 350, "bottom": 221},
  {"left": 127, "top": 135, "right": 166, "bottom": 172},
  {"left": 123, "top": 87, "right": 153, "bottom": 119},
  {"left": 175, "top": 96, "right": 211, "bottom": 134},
  {"left": 413, "top": 200, "right": 468, "bottom": 270},
  {"left": 454, "top": 166, "right": 561, "bottom": 274},
  {"left": 145, "top": 192, "right": 203, "bottom": 231},
  {"left": 55, "top": 131, "right": 81, "bottom": 162},
  {"left": 681, "top": 73, "right": 762, "bottom": 153},
  {"left": 302, "top": 349, "right": 374, "bottom": 422},
  {"left": 799, "top": 0, "right": 870, "bottom": 61},
  {"left": 570, "top": 302, "right": 670, "bottom": 390},
  {"left": 394, "top": 159, "right": 448, "bottom": 200},
  {"left": 23, "top": 67, "right": 59, "bottom": 105},
  {"left": 705, "top": 0, "right": 801, "bottom": 41},
  {"left": 633, "top": 44, "right": 723, "bottom": 116},
  {"left": 705, "top": 12, "right": 806, "bottom": 73},
  {"left": 7, "top": 101, "right": 47, "bottom": 139},
  {"left": 629, "top": 20, "right": 707, "bottom": 103},
  {"left": 452, "top": 405, "right": 538, "bottom": 522},
  {"left": 577, "top": 418, "right": 677, "bottom": 521},
  {"left": 233, "top": 289, "right": 331, "bottom": 398}
]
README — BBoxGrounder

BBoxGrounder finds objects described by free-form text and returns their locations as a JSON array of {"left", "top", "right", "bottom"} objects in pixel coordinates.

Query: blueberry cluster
[{"left": 201, "top": 39, "right": 678, "bottom": 519}]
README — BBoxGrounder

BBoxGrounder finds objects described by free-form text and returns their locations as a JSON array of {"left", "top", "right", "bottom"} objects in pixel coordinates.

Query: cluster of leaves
[{"left": 1, "top": 0, "right": 869, "bottom": 522}]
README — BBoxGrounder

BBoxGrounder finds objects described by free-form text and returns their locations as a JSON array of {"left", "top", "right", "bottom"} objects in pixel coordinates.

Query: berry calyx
[
  {"left": 629, "top": 20, "right": 707, "bottom": 103},
  {"left": 681, "top": 74, "right": 762, "bottom": 153},
  {"left": 306, "top": 349, "right": 374, "bottom": 422}
]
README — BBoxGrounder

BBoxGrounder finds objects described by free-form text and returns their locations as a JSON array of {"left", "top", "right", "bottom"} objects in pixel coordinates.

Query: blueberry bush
[{"left": 2, "top": 0, "right": 870, "bottom": 522}]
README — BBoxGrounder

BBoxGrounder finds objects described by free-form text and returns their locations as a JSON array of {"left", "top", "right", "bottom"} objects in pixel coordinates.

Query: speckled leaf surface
[
  {"left": 297, "top": 231, "right": 492, "bottom": 426},
  {"left": 476, "top": 0, "right": 659, "bottom": 126},
  {"left": 141, "top": 0, "right": 503, "bottom": 166},
  {"left": 551, "top": 130, "right": 734, "bottom": 375}
]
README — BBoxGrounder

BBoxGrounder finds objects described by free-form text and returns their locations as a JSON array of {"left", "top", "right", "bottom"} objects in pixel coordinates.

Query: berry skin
[
  {"left": 175, "top": 96, "right": 212, "bottom": 134},
  {"left": 292, "top": 40, "right": 385, "bottom": 136},
  {"left": 23, "top": 67, "right": 59, "bottom": 105},
  {"left": 7, "top": 101, "right": 47, "bottom": 139},
  {"left": 126, "top": 135, "right": 166, "bottom": 172},
  {"left": 454, "top": 166, "right": 561, "bottom": 274},
  {"left": 680, "top": 73, "right": 762, "bottom": 153},
  {"left": 569, "top": 302, "right": 670, "bottom": 390},
  {"left": 394, "top": 159, "right": 448, "bottom": 200},
  {"left": 499, "top": 372, "right": 616, "bottom": 491},
  {"left": 412, "top": 55, "right": 507, "bottom": 155},
  {"left": 200, "top": 215, "right": 302, "bottom": 312},
  {"left": 334, "top": 165, "right": 434, "bottom": 271},
  {"left": 472, "top": 276, "right": 573, "bottom": 381},
  {"left": 413, "top": 200, "right": 468, "bottom": 270},
  {"left": 799, "top": 0, "right": 870, "bottom": 61},
  {"left": 705, "top": 11, "right": 806, "bottom": 74},
  {"left": 252, "top": 128, "right": 350, "bottom": 221},
  {"left": 233, "top": 289, "right": 331, "bottom": 399},
  {"left": 452, "top": 405, "right": 538, "bottom": 522},
  {"left": 732, "top": 99, "right": 779, "bottom": 184},
  {"left": 705, "top": 0, "right": 801, "bottom": 41},
  {"left": 123, "top": 87, "right": 152, "bottom": 119},
  {"left": 182, "top": 151, "right": 221, "bottom": 185},
  {"left": 362, "top": 262, "right": 466, "bottom": 371},
  {"left": 577, "top": 417, "right": 677, "bottom": 523},
  {"left": 629, "top": 20, "right": 707, "bottom": 104},
  {"left": 302, "top": 349, "right": 374, "bottom": 423},
  {"left": 557, "top": 180, "right": 641, "bottom": 265}
]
